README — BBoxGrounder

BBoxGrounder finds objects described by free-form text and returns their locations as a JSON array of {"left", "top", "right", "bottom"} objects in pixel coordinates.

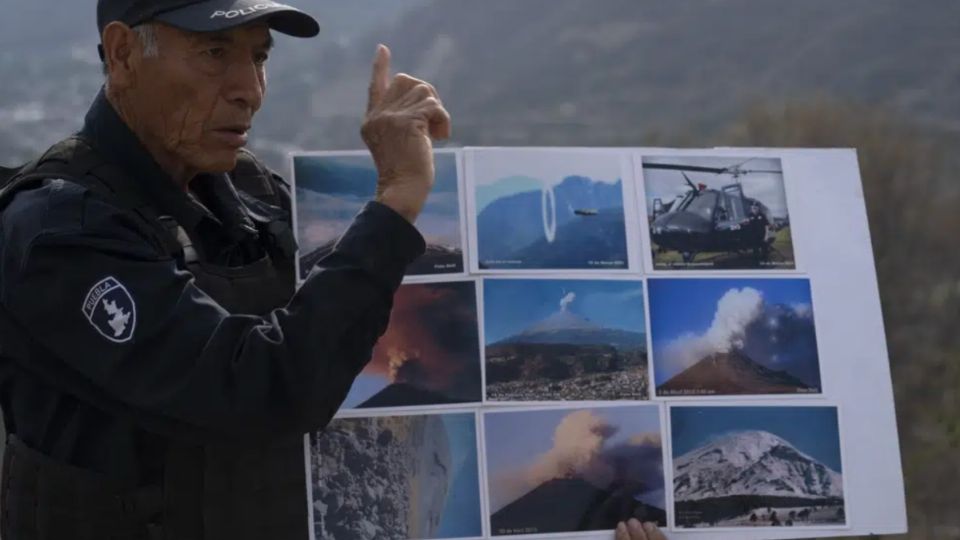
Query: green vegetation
[
  {"left": 718, "top": 101, "right": 960, "bottom": 539},
  {"left": 652, "top": 227, "right": 795, "bottom": 269}
]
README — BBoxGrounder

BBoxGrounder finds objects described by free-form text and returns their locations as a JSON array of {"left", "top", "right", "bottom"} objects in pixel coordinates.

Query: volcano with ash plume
[
  {"left": 485, "top": 407, "right": 666, "bottom": 536},
  {"left": 657, "top": 349, "right": 816, "bottom": 396},
  {"left": 651, "top": 282, "right": 822, "bottom": 397},
  {"left": 342, "top": 281, "right": 483, "bottom": 410}
]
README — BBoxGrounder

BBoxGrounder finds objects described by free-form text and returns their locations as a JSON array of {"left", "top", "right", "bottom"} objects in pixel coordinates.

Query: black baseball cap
[{"left": 97, "top": 0, "right": 320, "bottom": 58}]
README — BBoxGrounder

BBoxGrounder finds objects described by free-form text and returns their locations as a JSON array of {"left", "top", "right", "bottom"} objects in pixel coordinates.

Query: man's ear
[{"left": 101, "top": 21, "right": 140, "bottom": 90}]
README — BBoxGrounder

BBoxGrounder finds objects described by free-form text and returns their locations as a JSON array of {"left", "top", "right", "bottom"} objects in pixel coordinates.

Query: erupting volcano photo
[
  {"left": 341, "top": 281, "right": 482, "bottom": 410},
  {"left": 484, "top": 405, "right": 666, "bottom": 536},
  {"left": 649, "top": 278, "right": 821, "bottom": 397}
]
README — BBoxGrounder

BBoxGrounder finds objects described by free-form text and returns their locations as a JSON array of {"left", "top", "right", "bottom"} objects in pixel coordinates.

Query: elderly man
[
  {"left": 0, "top": 1, "right": 667, "bottom": 539},
  {"left": 0, "top": 0, "right": 449, "bottom": 538}
]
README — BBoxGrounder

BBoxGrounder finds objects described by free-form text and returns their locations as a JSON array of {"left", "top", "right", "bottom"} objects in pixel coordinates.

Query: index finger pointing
[{"left": 367, "top": 44, "right": 391, "bottom": 113}]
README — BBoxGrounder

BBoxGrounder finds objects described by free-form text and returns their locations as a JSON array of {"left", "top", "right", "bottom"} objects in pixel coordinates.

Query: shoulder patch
[{"left": 82, "top": 276, "right": 136, "bottom": 343}]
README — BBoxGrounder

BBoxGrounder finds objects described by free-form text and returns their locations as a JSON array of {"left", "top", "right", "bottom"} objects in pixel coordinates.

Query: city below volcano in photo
[
  {"left": 483, "top": 279, "right": 649, "bottom": 402},
  {"left": 341, "top": 281, "right": 482, "bottom": 410}
]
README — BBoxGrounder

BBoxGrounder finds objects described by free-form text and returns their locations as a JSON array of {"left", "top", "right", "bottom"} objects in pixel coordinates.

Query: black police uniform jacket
[{"left": 0, "top": 89, "right": 425, "bottom": 539}]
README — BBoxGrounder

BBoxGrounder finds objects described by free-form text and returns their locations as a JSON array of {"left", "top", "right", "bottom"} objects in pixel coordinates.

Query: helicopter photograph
[{"left": 642, "top": 156, "right": 796, "bottom": 270}]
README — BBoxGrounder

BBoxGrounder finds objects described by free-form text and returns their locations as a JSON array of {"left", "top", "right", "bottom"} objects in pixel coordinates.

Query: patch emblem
[{"left": 82, "top": 277, "right": 136, "bottom": 343}]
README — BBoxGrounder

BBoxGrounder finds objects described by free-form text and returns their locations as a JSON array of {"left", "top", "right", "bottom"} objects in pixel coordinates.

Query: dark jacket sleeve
[{"left": 0, "top": 179, "right": 424, "bottom": 442}]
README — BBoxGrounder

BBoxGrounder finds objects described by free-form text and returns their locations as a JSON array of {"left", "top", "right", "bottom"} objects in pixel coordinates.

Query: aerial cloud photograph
[
  {"left": 294, "top": 151, "right": 464, "bottom": 279},
  {"left": 310, "top": 412, "right": 482, "bottom": 539}
]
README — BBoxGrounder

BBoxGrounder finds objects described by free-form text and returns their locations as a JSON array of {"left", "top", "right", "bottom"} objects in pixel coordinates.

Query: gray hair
[
  {"left": 102, "top": 23, "right": 160, "bottom": 77},
  {"left": 133, "top": 23, "right": 160, "bottom": 58}
]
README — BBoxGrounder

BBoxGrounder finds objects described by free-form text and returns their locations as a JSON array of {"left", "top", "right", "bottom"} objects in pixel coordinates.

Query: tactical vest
[{"left": 0, "top": 137, "right": 310, "bottom": 540}]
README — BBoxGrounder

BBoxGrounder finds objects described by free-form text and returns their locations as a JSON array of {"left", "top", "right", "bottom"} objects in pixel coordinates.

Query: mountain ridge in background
[
  {"left": 496, "top": 307, "right": 646, "bottom": 352},
  {"left": 3, "top": 1, "right": 958, "bottom": 171}
]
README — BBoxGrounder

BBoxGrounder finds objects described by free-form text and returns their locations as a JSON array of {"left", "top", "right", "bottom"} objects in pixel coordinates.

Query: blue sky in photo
[
  {"left": 437, "top": 413, "right": 482, "bottom": 537},
  {"left": 648, "top": 278, "right": 812, "bottom": 344},
  {"left": 484, "top": 406, "right": 661, "bottom": 480},
  {"left": 483, "top": 279, "right": 646, "bottom": 344},
  {"left": 294, "top": 152, "right": 459, "bottom": 196},
  {"left": 670, "top": 406, "right": 842, "bottom": 472}
]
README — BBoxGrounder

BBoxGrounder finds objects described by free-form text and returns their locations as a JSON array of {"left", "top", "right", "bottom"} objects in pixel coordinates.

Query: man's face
[{"left": 124, "top": 22, "right": 272, "bottom": 174}]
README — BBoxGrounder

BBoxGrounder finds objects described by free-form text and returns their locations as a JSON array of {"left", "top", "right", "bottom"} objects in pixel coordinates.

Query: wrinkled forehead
[{"left": 165, "top": 20, "right": 274, "bottom": 48}]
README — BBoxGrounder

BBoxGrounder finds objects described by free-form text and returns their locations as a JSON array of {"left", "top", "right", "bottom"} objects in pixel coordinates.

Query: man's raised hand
[{"left": 361, "top": 44, "right": 452, "bottom": 223}]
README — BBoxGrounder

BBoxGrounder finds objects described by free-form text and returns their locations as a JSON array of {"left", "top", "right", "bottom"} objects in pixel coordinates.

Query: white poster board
[{"left": 291, "top": 147, "right": 906, "bottom": 539}]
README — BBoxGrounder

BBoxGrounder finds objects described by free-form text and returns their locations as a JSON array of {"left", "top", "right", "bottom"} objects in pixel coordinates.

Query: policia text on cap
[{"left": 0, "top": 0, "right": 450, "bottom": 538}]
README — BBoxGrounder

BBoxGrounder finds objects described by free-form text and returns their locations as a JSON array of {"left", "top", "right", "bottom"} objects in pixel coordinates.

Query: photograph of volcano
[
  {"left": 310, "top": 412, "right": 482, "bottom": 539},
  {"left": 649, "top": 278, "right": 821, "bottom": 397},
  {"left": 642, "top": 155, "right": 795, "bottom": 270},
  {"left": 293, "top": 150, "right": 464, "bottom": 280},
  {"left": 483, "top": 279, "right": 649, "bottom": 402},
  {"left": 670, "top": 406, "right": 845, "bottom": 529},
  {"left": 341, "top": 281, "right": 482, "bottom": 410},
  {"left": 484, "top": 405, "right": 666, "bottom": 536},
  {"left": 469, "top": 148, "right": 630, "bottom": 270}
]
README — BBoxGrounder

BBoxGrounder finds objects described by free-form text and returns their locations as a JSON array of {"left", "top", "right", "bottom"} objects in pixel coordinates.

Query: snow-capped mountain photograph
[
  {"left": 670, "top": 406, "right": 845, "bottom": 529},
  {"left": 469, "top": 148, "right": 631, "bottom": 271},
  {"left": 484, "top": 405, "right": 665, "bottom": 536},
  {"left": 482, "top": 279, "right": 648, "bottom": 401},
  {"left": 649, "top": 278, "right": 822, "bottom": 397},
  {"left": 294, "top": 150, "right": 464, "bottom": 280}
]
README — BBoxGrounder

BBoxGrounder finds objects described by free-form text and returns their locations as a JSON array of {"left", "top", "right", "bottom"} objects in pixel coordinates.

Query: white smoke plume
[
  {"left": 629, "top": 432, "right": 662, "bottom": 448},
  {"left": 490, "top": 411, "right": 663, "bottom": 511},
  {"left": 527, "top": 411, "right": 617, "bottom": 487},
  {"left": 663, "top": 287, "right": 764, "bottom": 376},
  {"left": 560, "top": 292, "right": 577, "bottom": 312},
  {"left": 791, "top": 303, "right": 813, "bottom": 318}
]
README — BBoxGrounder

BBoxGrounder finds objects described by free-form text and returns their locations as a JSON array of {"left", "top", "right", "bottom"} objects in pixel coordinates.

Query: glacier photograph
[
  {"left": 484, "top": 405, "right": 665, "bottom": 536},
  {"left": 340, "top": 281, "right": 482, "bottom": 410},
  {"left": 642, "top": 155, "right": 795, "bottom": 270},
  {"left": 483, "top": 279, "right": 649, "bottom": 401},
  {"left": 294, "top": 151, "right": 464, "bottom": 279},
  {"left": 470, "top": 149, "right": 629, "bottom": 270},
  {"left": 670, "top": 406, "right": 845, "bottom": 529},
  {"left": 649, "top": 278, "right": 822, "bottom": 397},
  {"left": 310, "top": 412, "right": 482, "bottom": 539}
]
